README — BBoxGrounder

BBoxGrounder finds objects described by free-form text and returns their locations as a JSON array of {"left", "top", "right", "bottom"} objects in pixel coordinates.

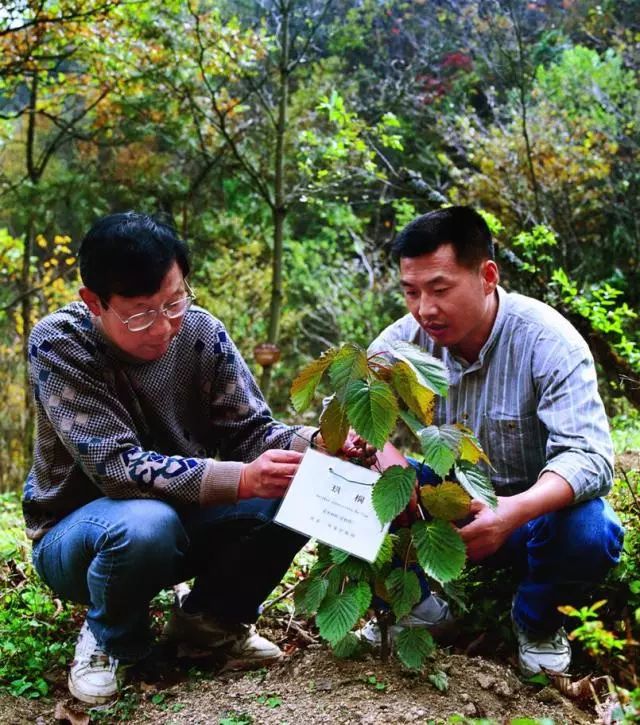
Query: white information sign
[{"left": 274, "top": 447, "right": 389, "bottom": 563}]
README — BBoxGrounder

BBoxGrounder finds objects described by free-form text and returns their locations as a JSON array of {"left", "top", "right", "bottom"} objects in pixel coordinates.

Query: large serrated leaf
[
  {"left": 345, "top": 379, "right": 399, "bottom": 449},
  {"left": 328, "top": 344, "right": 368, "bottom": 398},
  {"left": 399, "top": 410, "right": 426, "bottom": 440},
  {"left": 315, "top": 543, "right": 334, "bottom": 567},
  {"left": 290, "top": 348, "right": 338, "bottom": 412},
  {"left": 294, "top": 577, "right": 329, "bottom": 615},
  {"left": 394, "top": 627, "right": 435, "bottom": 670},
  {"left": 316, "top": 591, "right": 361, "bottom": 644},
  {"left": 388, "top": 341, "right": 449, "bottom": 397},
  {"left": 385, "top": 568, "right": 422, "bottom": 619},
  {"left": 418, "top": 424, "right": 463, "bottom": 478},
  {"left": 330, "top": 548, "right": 350, "bottom": 565},
  {"left": 332, "top": 632, "right": 361, "bottom": 658},
  {"left": 319, "top": 396, "right": 350, "bottom": 454},
  {"left": 325, "top": 565, "right": 345, "bottom": 596},
  {"left": 373, "top": 534, "right": 394, "bottom": 569},
  {"left": 371, "top": 465, "right": 416, "bottom": 524},
  {"left": 456, "top": 424, "right": 491, "bottom": 466},
  {"left": 391, "top": 360, "right": 435, "bottom": 425},
  {"left": 340, "top": 555, "right": 375, "bottom": 581},
  {"left": 349, "top": 581, "right": 372, "bottom": 617},
  {"left": 420, "top": 481, "right": 471, "bottom": 521},
  {"left": 454, "top": 460, "right": 497, "bottom": 510},
  {"left": 411, "top": 519, "right": 466, "bottom": 584}
]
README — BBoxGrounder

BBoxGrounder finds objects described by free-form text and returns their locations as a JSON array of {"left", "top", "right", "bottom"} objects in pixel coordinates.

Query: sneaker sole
[
  {"left": 221, "top": 652, "right": 283, "bottom": 672},
  {"left": 68, "top": 675, "right": 118, "bottom": 705}
]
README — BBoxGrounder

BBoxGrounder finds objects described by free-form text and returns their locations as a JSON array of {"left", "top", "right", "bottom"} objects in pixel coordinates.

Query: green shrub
[{"left": 0, "top": 493, "right": 78, "bottom": 699}]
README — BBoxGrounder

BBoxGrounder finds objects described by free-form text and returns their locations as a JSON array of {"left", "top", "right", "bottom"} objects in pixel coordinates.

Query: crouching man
[
  {"left": 361, "top": 206, "right": 624, "bottom": 677},
  {"left": 23, "top": 212, "right": 316, "bottom": 704}
]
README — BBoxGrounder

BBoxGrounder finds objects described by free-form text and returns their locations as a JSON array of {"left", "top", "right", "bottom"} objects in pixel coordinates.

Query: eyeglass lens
[{"left": 127, "top": 296, "right": 193, "bottom": 331}]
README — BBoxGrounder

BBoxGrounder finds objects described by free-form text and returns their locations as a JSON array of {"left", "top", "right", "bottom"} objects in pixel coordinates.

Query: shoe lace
[
  {"left": 76, "top": 631, "right": 117, "bottom": 673},
  {"left": 521, "top": 629, "right": 566, "bottom": 652},
  {"left": 88, "top": 652, "right": 115, "bottom": 671}
]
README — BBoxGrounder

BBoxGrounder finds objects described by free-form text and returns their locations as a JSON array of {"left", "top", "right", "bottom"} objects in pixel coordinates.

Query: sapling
[{"left": 290, "top": 341, "right": 497, "bottom": 669}]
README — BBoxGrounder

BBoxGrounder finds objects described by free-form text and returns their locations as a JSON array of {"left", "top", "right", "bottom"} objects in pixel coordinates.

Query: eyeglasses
[{"left": 102, "top": 281, "right": 196, "bottom": 332}]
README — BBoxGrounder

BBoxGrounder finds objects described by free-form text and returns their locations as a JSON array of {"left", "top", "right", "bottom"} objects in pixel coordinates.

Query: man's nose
[
  {"left": 418, "top": 294, "right": 438, "bottom": 319},
  {"left": 148, "top": 311, "right": 172, "bottom": 336}
]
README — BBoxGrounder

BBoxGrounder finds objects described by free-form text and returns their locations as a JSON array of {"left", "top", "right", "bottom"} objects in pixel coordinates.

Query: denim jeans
[
  {"left": 32, "top": 497, "right": 307, "bottom": 661},
  {"left": 408, "top": 460, "right": 625, "bottom": 636}
]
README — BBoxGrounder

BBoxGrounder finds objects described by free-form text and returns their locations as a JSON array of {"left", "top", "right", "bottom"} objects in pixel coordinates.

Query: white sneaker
[
  {"left": 513, "top": 621, "right": 571, "bottom": 677},
  {"left": 358, "top": 594, "right": 453, "bottom": 647},
  {"left": 163, "top": 602, "right": 282, "bottom": 669},
  {"left": 68, "top": 621, "right": 119, "bottom": 704},
  {"left": 223, "top": 625, "right": 283, "bottom": 670}
]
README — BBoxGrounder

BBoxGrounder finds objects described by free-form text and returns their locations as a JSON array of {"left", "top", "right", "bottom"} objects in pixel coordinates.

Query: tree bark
[
  {"left": 260, "top": 1, "right": 290, "bottom": 397},
  {"left": 21, "top": 71, "right": 39, "bottom": 451}
]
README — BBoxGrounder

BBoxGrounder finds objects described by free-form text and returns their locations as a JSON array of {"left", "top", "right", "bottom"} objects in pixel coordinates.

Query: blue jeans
[
  {"left": 32, "top": 497, "right": 307, "bottom": 661},
  {"left": 409, "top": 460, "right": 625, "bottom": 635}
]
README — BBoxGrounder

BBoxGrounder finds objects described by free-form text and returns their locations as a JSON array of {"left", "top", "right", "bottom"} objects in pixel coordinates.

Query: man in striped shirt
[{"left": 361, "top": 206, "right": 624, "bottom": 677}]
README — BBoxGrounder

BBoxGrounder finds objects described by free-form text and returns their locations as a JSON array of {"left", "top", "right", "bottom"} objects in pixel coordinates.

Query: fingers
[
  {"left": 264, "top": 462, "right": 299, "bottom": 481},
  {"left": 238, "top": 449, "right": 304, "bottom": 499},
  {"left": 468, "top": 499, "right": 485, "bottom": 514},
  {"left": 264, "top": 449, "right": 304, "bottom": 463}
]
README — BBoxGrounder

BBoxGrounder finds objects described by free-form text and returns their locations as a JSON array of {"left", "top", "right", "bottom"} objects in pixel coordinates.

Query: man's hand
[
  {"left": 457, "top": 496, "right": 521, "bottom": 561},
  {"left": 314, "top": 429, "right": 377, "bottom": 468},
  {"left": 340, "top": 430, "right": 377, "bottom": 468},
  {"left": 238, "top": 449, "right": 303, "bottom": 499},
  {"left": 457, "top": 473, "right": 575, "bottom": 561}
]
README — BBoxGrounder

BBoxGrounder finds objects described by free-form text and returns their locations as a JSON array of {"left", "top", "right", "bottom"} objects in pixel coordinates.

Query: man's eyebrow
[
  {"left": 121, "top": 285, "right": 186, "bottom": 311},
  {"left": 400, "top": 274, "right": 451, "bottom": 287}
]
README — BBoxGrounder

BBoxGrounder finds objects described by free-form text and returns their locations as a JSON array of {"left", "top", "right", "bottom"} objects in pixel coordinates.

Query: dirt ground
[{"left": 0, "top": 622, "right": 599, "bottom": 725}]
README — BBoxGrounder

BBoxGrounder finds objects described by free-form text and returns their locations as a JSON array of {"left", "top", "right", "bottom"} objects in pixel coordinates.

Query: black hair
[
  {"left": 79, "top": 212, "right": 190, "bottom": 301},
  {"left": 391, "top": 206, "right": 494, "bottom": 267}
]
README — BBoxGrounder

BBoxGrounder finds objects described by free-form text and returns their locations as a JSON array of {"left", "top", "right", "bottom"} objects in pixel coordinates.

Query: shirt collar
[{"left": 450, "top": 285, "right": 508, "bottom": 372}]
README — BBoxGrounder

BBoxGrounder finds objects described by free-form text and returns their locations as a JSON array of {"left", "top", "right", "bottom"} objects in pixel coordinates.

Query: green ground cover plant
[{"left": 0, "top": 493, "right": 78, "bottom": 699}]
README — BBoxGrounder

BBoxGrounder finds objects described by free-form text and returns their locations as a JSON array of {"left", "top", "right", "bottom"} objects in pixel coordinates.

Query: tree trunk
[
  {"left": 22, "top": 71, "right": 39, "bottom": 456},
  {"left": 260, "top": 1, "right": 290, "bottom": 398}
]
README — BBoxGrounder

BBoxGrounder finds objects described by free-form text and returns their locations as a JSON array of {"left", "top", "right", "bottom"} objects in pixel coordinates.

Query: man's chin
[
  {"left": 134, "top": 342, "right": 171, "bottom": 361},
  {"left": 422, "top": 325, "right": 449, "bottom": 344}
]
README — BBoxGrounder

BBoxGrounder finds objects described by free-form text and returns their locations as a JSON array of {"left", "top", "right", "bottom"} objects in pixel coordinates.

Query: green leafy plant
[
  {"left": 559, "top": 600, "right": 628, "bottom": 657},
  {"left": 0, "top": 494, "right": 77, "bottom": 699},
  {"left": 290, "top": 341, "right": 496, "bottom": 669},
  {"left": 219, "top": 714, "right": 253, "bottom": 725},
  {"left": 364, "top": 674, "right": 387, "bottom": 692},
  {"left": 559, "top": 599, "right": 639, "bottom": 722},
  {"left": 256, "top": 693, "right": 282, "bottom": 708}
]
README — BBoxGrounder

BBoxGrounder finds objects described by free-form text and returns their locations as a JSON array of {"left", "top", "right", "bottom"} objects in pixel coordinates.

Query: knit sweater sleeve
[
  {"left": 28, "top": 315, "right": 239, "bottom": 508},
  {"left": 204, "top": 323, "right": 314, "bottom": 463}
]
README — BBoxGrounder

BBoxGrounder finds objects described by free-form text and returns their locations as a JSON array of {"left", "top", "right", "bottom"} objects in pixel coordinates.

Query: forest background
[{"left": 0, "top": 0, "right": 639, "bottom": 716}]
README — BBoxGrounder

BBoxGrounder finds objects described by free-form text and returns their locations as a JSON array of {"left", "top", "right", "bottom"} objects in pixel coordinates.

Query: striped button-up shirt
[{"left": 369, "top": 286, "right": 613, "bottom": 502}]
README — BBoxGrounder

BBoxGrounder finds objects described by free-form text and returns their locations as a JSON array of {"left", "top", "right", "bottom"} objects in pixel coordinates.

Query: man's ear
[
  {"left": 79, "top": 287, "right": 103, "bottom": 316},
  {"left": 480, "top": 259, "right": 499, "bottom": 295}
]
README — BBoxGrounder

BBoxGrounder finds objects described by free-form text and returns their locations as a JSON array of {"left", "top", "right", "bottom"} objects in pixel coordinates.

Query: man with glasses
[{"left": 23, "top": 212, "right": 320, "bottom": 704}]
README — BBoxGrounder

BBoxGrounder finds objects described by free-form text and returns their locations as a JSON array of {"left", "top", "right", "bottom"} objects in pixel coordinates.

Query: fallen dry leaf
[{"left": 53, "top": 700, "right": 90, "bottom": 725}]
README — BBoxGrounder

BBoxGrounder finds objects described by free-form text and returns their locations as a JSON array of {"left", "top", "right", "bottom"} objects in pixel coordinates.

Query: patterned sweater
[{"left": 23, "top": 302, "right": 313, "bottom": 540}]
